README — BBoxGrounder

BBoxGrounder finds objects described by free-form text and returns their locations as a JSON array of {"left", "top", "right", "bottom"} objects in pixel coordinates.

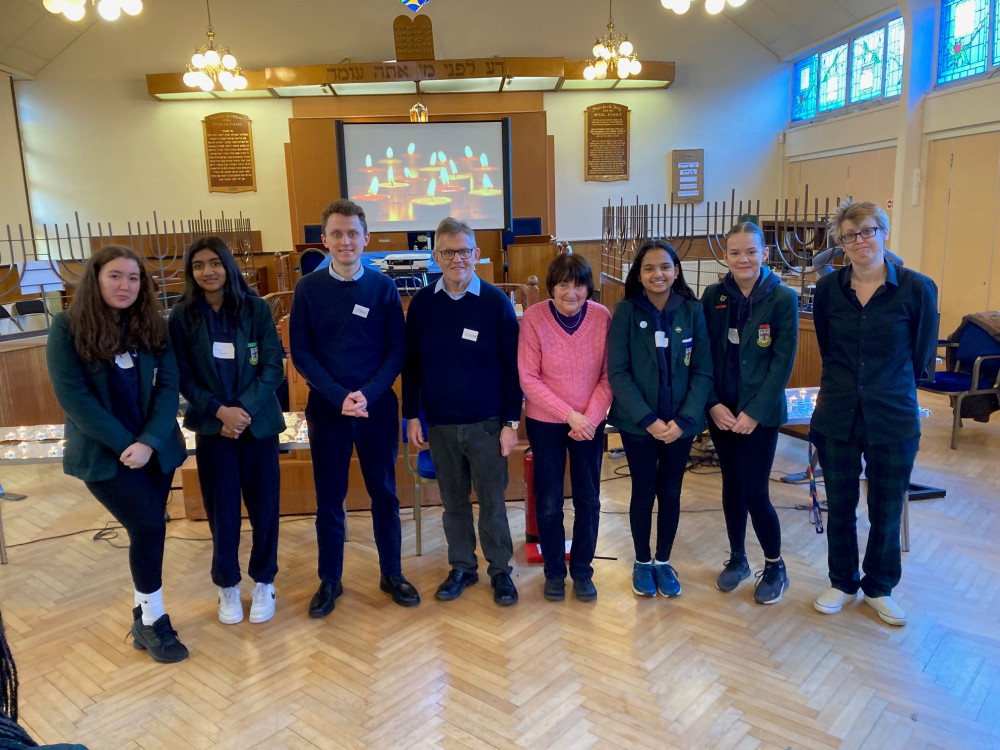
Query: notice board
[{"left": 584, "top": 103, "right": 629, "bottom": 182}]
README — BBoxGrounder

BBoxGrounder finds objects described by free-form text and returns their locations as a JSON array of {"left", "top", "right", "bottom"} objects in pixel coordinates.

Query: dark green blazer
[
  {"left": 608, "top": 296, "right": 713, "bottom": 437},
  {"left": 45, "top": 312, "right": 187, "bottom": 483},
  {"left": 700, "top": 278, "right": 799, "bottom": 427},
  {"left": 168, "top": 295, "right": 285, "bottom": 438}
]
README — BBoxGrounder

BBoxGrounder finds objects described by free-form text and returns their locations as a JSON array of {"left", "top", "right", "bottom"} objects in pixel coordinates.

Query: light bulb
[
  {"left": 221, "top": 78, "right": 237, "bottom": 92},
  {"left": 97, "top": 0, "right": 121, "bottom": 21},
  {"left": 198, "top": 76, "right": 215, "bottom": 92},
  {"left": 660, "top": 0, "right": 674, "bottom": 8},
  {"left": 191, "top": 53, "right": 206, "bottom": 68},
  {"left": 728, "top": 0, "right": 746, "bottom": 6},
  {"left": 218, "top": 70, "right": 233, "bottom": 86},
  {"left": 706, "top": 0, "right": 725, "bottom": 14},
  {"left": 630, "top": 59, "right": 642, "bottom": 75},
  {"left": 600, "top": 46, "right": 612, "bottom": 60},
  {"left": 62, "top": 3, "right": 86, "bottom": 21},
  {"left": 617, "top": 58, "right": 630, "bottom": 78},
  {"left": 221, "top": 54, "right": 237, "bottom": 70},
  {"left": 183, "top": 71, "right": 198, "bottom": 87},
  {"left": 593, "top": 43, "right": 604, "bottom": 57},
  {"left": 619, "top": 40, "right": 633, "bottom": 56},
  {"left": 595, "top": 59, "right": 608, "bottom": 74},
  {"left": 673, "top": 0, "right": 691, "bottom": 13},
  {"left": 583, "top": 65, "right": 596, "bottom": 80},
  {"left": 42, "top": 0, "right": 65, "bottom": 13},
  {"left": 234, "top": 75, "right": 248, "bottom": 90},
  {"left": 120, "top": 0, "right": 142, "bottom": 14},
  {"left": 204, "top": 49, "right": 220, "bottom": 67}
]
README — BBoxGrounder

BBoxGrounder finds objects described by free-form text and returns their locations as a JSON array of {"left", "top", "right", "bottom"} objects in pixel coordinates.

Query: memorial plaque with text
[
  {"left": 393, "top": 14, "right": 435, "bottom": 61},
  {"left": 203, "top": 112, "right": 256, "bottom": 193},
  {"left": 671, "top": 148, "right": 704, "bottom": 203},
  {"left": 584, "top": 103, "right": 629, "bottom": 182}
]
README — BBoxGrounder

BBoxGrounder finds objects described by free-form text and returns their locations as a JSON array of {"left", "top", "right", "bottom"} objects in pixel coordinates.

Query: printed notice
[
  {"left": 203, "top": 112, "right": 257, "bottom": 193},
  {"left": 671, "top": 149, "right": 704, "bottom": 203},
  {"left": 584, "top": 103, "right": 630, "bottom": 182}
]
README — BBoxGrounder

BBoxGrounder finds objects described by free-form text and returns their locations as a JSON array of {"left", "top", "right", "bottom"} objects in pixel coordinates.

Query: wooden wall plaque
[
  {"left": 393, "top": 15, "right": 435, "bottom": 61},
  {"left": 203, "top": 112, "right": 257, "bottom": 193},
  {"left": 584, "top": 103, "right": 629, "bottom": 182},
  {"left": 671, "top": 148, "right": 704, "bottom": 203}
]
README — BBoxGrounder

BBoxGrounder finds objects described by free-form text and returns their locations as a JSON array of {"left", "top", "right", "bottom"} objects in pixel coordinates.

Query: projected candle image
[
  {"left": 378, "top": 165, "right": 409, "bottom": 212},
  {"left": 472, "top": 152, "right": 497, "bottom": 185},
  {"left": 404, "top": 142, "right": 420, "bottom": 169},
  {"left": 459, "top": 145, "right": 479, "bottom": 173},
  {"left": 351, "top": 176, "right": 390, "bottom": 222},
  {"left": 359, "top": 154, "right": 380, "bottom": 178},
  {"left": 435, "top": 167, "right": 466, "bottom": 208},
  {"left": 411, "top": 178, "right": 452, "bottom": 224},
  {"left": 403, "top": 167, "right": 429, "bottom": 200},
  {"left": 417, "top": 152, "right": 442, "bottom": 180},
  {"left": 468, "top": 174, "right": 502, "bottom": 219},
  {"left": 448, "top": 159, "right": 473, "bottom": 192},
  {"left": 378, "top": 146, "right": 401, "bottom": 171}
]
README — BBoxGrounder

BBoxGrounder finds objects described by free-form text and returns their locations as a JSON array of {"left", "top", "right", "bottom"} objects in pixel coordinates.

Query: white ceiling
[{"left": 0, "top": 0, "right": 900, "bottom": 80}]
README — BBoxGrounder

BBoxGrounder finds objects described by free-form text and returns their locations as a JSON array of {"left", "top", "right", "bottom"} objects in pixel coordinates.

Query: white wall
[{"left": 0, "top": 73, "right": 32, "bottom": 234}]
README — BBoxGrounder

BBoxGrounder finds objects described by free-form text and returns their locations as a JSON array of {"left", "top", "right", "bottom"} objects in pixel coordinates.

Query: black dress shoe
[
  {"left": 573, "top": 578, "right": 598, "bottom": 602},
  {"left": 380, "top": 574, "right": 421, "bottom": 607},
  {"left": 543, "top": 577, "right": 565, "bottom": 601},
  {"left": 434, "top": 569, "right": 479, "bottom": 601},
  {"left": 308, "top": 580, "right": 343, "bottom": 618},
  {"left": 491, "top": 572, "right": 519, "bottom": 606}
]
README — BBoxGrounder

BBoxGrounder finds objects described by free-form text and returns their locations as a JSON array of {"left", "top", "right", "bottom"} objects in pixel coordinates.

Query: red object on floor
[{"left": 523, "top": 448, "right": 571, "bottom": 564}]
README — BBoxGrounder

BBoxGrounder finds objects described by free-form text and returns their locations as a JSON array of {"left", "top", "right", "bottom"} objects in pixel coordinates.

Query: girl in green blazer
[
  {"left": 46, "top": 245, "right": 188, "bottom": 664},
  {"left": 701, "top": 222, "right": 798, "bottom": 606},
  {"left": 169, "top": 237, "right": 285, "bottom": 626},
  {"left": 608, "top": 241, "right": 713, "bottom": 600}
]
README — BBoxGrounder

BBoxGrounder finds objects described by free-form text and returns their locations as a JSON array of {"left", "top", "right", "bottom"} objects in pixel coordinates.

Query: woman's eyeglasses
[{"left": 839, "top": 226, "right": 879, "bottom": 245}]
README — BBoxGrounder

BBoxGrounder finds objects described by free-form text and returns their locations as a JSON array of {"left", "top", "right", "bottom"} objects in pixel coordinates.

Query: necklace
[{"left": 552, "top": 302, "right": 585, "bottom": 329}]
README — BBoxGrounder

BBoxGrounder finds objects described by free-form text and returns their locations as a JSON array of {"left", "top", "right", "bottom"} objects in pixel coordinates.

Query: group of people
[{"left": 44, "top": 197, "right": 937, "bottom": 665}]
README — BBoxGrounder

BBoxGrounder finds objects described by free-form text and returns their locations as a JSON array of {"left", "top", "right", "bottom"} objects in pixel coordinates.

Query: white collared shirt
[
  {"left": 434, "top": 274, "right": 480, "bottom": 301},
  {"left": 329, "top": 263, "right": 365, "bottom": 282}
]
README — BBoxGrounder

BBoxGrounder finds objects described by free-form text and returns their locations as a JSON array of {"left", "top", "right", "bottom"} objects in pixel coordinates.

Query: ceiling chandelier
[
  {"left": 42, "top": 0, "right": 142, "bottom": 22},
  {"left": 660, "top": 0, "right": 747, "bottom": 15},
  {"left": 183, "top": 0, "right": 247, "bottom": 93},
  {"left": 583, "top": 0, "right": 641, "bottom": 81}
]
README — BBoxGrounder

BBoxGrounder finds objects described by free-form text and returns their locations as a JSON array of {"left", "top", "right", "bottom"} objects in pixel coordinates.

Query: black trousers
[
  {"left": 707, "top": 421, "right": 782, "bottom": 559},
  {"left": 195, "top": 431, "right": 281, "bottom": 588},
  {"left": 86, "top": 463, "right": 174, "bottom": 594}
]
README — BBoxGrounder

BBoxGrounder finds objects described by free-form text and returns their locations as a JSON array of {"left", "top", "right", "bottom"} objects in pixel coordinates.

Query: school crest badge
[
  {"left": 684, "top": 340, "right": 693, "bottom": 366},
  {"left": 249, "top": 342, "right": 259, "bottom": 365},
  {"left": 757, "top": 325, "right": 771, "bottom": 347}
]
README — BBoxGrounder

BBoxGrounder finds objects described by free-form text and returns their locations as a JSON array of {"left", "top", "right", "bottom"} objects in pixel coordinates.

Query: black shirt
[{"left": 811, "top": 262, "right": 938, "bottom": 444}]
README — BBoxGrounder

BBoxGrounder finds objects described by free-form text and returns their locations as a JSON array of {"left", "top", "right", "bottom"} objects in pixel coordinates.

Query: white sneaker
[
  {"left": 218, "top": 585, "right": 243, "bottom": 624},
  {"left": 813, "top": 587, "right": 855, "bottom": 615},
  {"left": 864, "top": 594, "right": 907, "bottom": 626},
  {"left": 249, "top": 582, "right": 276, "bottom": 624}
]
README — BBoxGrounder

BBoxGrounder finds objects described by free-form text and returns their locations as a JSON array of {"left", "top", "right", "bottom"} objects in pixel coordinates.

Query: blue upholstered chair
[{"left": 401, "top": 415, "right": 435, "bottom": 556}]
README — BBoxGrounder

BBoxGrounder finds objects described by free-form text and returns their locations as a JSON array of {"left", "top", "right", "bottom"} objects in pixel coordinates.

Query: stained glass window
[
  {"left": 818, "top": 44, "right": 848, "bottom": 112},
  {"left": 851, "top": 28, "right": 885, "bottom": 102},
  {"left": 994, "top": 0, "right": 1000, "bottom": 67},
  {"left": 937, "top": 0, "right": 989, "bottom": 83},
  {"left": 792, "top": 56, "right": 818, "bottom": 121},
  {"left": 884, "top": 18, "right": 905, "bottom": 97}
]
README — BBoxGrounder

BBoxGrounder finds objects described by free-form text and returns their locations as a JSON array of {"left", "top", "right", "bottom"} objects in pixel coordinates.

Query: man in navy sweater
[
  {"left": 290, "top": 199, "right": 420, "bottom": 617},
  {"left": 403, "top": 217, "right": 522, "bottom": 606}
]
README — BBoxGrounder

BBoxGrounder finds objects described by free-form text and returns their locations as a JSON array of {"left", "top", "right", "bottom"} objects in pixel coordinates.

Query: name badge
[
  {"left": 728, "top": 327, "right": 740, "bottom": 344},
  {"left": 114, "top": 352, "right": 134, "bottom": 369},
  {"left": 654, "top": 331, "right": 668, "bottom": 348},
  {"left": 213, "top": 342, "right": 236, "bottom": 360},
  {"left": 462, "top": 328, "right": 479, "bottom": 342},
  {"left": 352, "top": 304, "right": 369, "bottom": 318}
]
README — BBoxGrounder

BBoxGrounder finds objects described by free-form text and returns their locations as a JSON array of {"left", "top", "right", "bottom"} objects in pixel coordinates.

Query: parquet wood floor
[{"left": 1, "top": 391, "right": 998, "bottom": 749}]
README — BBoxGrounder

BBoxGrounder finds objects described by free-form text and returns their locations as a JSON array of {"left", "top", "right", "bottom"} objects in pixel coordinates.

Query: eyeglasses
[
  {"left": 839, "top": 226, "right": 879, "bottom": 245},
  {"left": 437, "top": 248, "right": 474, "bottom": 260}
]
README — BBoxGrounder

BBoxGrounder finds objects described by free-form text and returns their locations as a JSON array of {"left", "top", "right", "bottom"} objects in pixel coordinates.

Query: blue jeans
[
  {"left": 526, "top": 417, "right": 604, "bottom": 581},
  {"left": 427, "top": 420, "right": 513, "bottom": 579},
  {"left": 306, "top": 389, "right": 403, "bottom": 583}
]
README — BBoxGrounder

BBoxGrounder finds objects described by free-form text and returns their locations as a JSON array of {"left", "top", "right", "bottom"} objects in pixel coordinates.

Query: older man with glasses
[{"left": 403, "top": 217, "right": 522, "bottom": 606}]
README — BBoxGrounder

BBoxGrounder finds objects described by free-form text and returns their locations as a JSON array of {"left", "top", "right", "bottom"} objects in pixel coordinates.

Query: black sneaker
[
  {"left": 491, "top": 572, "right": 518, "bottom": 606},
  {"left": 543, "top": 577, "right": 565, "bottom": 601},
  {"left": 716, "top": 553, "right": 751, "bottom": 593},
  {"left": 754, "top": 560, "right": 789, "bottom": 605},
  {"left": 130, "top": 607, "right": 189, "bottom": 663}
]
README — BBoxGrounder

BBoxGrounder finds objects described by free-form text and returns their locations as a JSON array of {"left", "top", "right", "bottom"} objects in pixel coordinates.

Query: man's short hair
[
  {"left": 435, "top": 217, "right": 476, "bottom": 246},
  {"left": 322, "top": 199, "right": 368, "bottom": 235}
]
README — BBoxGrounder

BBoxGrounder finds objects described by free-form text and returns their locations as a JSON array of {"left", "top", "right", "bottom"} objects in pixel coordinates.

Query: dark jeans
[
  {"left": 427, "top": 419, "right": 513, "bottom": 579},
  {"left": 812, "top": 411, "right": 919, "bottom": 598},
  {"left": 526, "top": 417, "right": 604, "bottom": 581},
  {"left": 306, "top": 389, "right": 402, "bottom": 583},
  {"left": 86, "top": 462, "right": 174, "bottom": 593},
  {"left": 195, "top": 431, "right": 280, "bottom": 588},
  {"left": 707, "top": 421, "right": 781, "bottom": 559},
  {"left": 619, "top": 430, "right": 695, "bottom": 563}
]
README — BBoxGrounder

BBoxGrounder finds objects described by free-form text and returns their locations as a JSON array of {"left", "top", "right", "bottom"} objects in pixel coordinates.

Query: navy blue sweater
[
  {"left": 289, "top": 268, "right": 405, "bottom": 408},
  {"left": 402, "top": 280, "right": 521, "bottom": 425}
]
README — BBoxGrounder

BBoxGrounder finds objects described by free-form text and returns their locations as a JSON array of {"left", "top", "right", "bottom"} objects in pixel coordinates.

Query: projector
[{"left": 384, "top": 253, "right": 431, "bottom": 271}]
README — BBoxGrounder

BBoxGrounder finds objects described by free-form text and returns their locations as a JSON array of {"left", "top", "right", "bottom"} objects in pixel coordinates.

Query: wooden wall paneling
[
  {"left": 0, "top": 338, "right": 64, "bottom": 425},
  {"left": 787, "top": 316, "right": 821, "bottom": 389},
  {"left": 876, "top": 147, "right": 897, "bottom": 223},
  {"left": 784, "top": 161, "right": 801, "bottom": 203},
  {"left": 921, "top": 138, "right": 952, "bottom": 293},
  {"left": 570, "top": 240, "right": 604, "bottom": 290},
  {"left": 846, "top": 151, "right": 878, "bottom": 208},
  {"left": 285, "top": 142, "right": 299, "bottom": 245},
  {"left": 797, "top": 159, "right": 822, "bottom": 201},
  {"left": 291, "top": 92, "right": 546, "bottom": 120},
  {"left": 938, "top": 132, "right": 999, "bottom": 334},
  {"left": 546, "top": 135, "right": 556, "bottom": 237},
  {"left": 990, "top": 152, "right": 1000, "bottom": 314},
  {"left": 288, "top": 118, "right": 341, "bottom": 241},
  {"left": 820, "top": 154, "right": 850, "bottom": 200}
]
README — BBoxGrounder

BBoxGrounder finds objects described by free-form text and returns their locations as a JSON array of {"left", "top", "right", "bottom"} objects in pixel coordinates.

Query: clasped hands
[
  {"left": 566, "top": 410, "right": 597, "bottom": 442},
  {"left": 341, "top": 391, "right": 368, "bottom": 418},
  {"left": 645, "top": 418, "right": 683, "bottom": 443},
  {"left": 709, "top": 403, "right": 758, "bottom": 435},
  {"left": 217, "top": 404, "right": 252, "bottom": 439}
]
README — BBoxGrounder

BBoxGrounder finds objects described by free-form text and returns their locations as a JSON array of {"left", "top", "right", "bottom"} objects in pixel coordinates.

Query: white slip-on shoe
[
  {"left": 813, "top": 587, "right": 855, "bottom": 615},
  {"left": 218, "top": 585, "right": 243, "bottom": 624},
  {"left": 864, "top": 594, "right": 907, "bottom": 626},
  {"left": 249, "top": 582, "right": 276, "bottom": 624}
]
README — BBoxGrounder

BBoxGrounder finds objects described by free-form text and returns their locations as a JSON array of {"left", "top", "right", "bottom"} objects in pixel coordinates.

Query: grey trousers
[{"left": 427, "top": 419, "right": 514, "bottom": 579}]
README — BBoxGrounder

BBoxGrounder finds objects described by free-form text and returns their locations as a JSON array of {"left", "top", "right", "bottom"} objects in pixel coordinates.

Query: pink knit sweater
[{"left": 517, "top": 300, "right": 613, "bottom": 425}]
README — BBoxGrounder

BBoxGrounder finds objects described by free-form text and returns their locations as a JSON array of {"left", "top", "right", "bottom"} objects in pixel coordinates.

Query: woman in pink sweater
[{"left": 518, "top": 254, "right": 613, "bottom": 603}]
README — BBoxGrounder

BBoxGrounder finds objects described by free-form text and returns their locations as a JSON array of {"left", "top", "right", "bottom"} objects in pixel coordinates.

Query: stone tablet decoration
[
  {"left": 671, "top": 148, "right": 704, "bottom": 203},
  {"left": 584, "top": 103, "right": 629, "bottom": 182},
  {"left": 393, "top": 14, "right": 435, "bottom": 61},
  {"left": 203, "top": 112, "right": 257, "bottom": 193}
]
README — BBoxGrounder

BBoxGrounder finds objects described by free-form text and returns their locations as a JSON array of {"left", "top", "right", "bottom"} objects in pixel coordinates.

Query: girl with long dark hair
[
  {"left": 46, "top": 245, "right": 189, "bottom": 663},
  {"left": 608, "top": 241, "right": 713, "bottom": 599},
  {"left": 169, "top": 236, "right": 284, "bottom": 625}
]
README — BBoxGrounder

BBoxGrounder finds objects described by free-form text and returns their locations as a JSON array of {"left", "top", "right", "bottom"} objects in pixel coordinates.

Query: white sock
[
  {"left": 653, "top": 559, "right": 670, "bottom": 566},
  {"left": 136, "top": 588, "right": 164, "bottom": 625}
]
